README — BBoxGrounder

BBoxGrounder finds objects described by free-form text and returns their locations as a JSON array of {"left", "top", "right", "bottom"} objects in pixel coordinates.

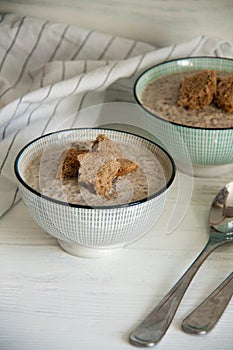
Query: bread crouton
[
  {"left": 214, "top": 76, "right": 233, "bottom": 112},
  {"left": 91, "top": 134, "right": 122, "bottom": 157},
  {"left": 177, "top": 70, "right": 216, "bottom": 110},
  {"left": 95, "top": 159, "right": 121, "bottom": 197},
  {"left": 65, "top": 134, "right": 139, "bottom": 197},
  {"left": 94, "top": 158, "right": 138, "bottom": 196},
  {"left": 116, "top": 158, "right": 138, "bottom": 177},
  {"left": 77, "top": 150, "right": 89, "bottom": 163},
  {"left": 78, "top": 150, "right": 118, "bottom": 193},
  {"left": 56, "top": 148, "right": 88, "bottom": 179}
]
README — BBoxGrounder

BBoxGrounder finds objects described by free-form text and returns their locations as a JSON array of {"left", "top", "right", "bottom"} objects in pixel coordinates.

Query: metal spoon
[
  {"left": 182, "top": 271, "right": 233, "bottom": 335},
  {"left": 129, "top": 181, "right": 233, "bottom": 347}
]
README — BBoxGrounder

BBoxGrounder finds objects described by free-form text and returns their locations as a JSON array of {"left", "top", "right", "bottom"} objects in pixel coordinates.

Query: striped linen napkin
[{"left": 0, "top": 13, "right": 233, "bottom": 218}]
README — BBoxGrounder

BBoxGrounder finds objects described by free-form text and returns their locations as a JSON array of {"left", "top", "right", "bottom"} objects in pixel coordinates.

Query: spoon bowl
[{"left": 129, "top": 182, "right": 233, "bottom": 347}]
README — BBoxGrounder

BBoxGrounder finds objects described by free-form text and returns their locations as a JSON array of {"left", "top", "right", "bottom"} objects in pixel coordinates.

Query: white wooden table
[{"left": 1, "top": 169, "right": 232, "bottom": 350}]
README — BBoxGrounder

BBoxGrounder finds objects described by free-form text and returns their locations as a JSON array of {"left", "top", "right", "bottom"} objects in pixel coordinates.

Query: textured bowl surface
[
  {"left": 134, "top": 57, "right": 233, "bottom": 176},
  {"left": 14, "top": 128, "right": 175, "bottom": 257}
]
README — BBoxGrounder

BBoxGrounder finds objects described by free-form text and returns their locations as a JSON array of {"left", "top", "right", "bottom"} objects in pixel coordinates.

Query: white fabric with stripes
[{"left": 0, "top": 13, "right": 233, "bottom": 218}]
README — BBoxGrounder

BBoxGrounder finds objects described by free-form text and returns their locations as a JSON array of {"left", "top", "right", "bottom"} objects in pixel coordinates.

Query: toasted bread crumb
[
  {"left": 177, "top": 70, "right": 216, "bottom": 110},
  {"left": 116, "top": 158, "right": 138, "bottom": 177},
  {"left": 95, "top": 159, "right": 121, "bottom": 197},
  {"left": 77, "top": 150, "right": 89, "bottom": 163},
  {"left": 92, "top": 134, "right": 109, "bottom": 149},
  {"left": 214, "top": 76, "right": 233, "bottom": 112},
  {"left": 56, "top": 148, "right": 88, "bottom": 179},
  {"left": 91, "top": 133, "right": 122, "bottom": 157}
]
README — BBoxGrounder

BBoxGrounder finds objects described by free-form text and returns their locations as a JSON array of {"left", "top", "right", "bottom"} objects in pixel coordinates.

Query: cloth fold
[{"left": 0, "top": 13, "right": 233, "bottom": 218}]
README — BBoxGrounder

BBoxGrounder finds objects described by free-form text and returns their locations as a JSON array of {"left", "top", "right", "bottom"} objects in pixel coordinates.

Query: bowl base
[
  {"left": 176, "top": 160, "right": 233, "bottom": 178},
  {"left": 58, "top": 239, "right": 122, "bottom": 258}
]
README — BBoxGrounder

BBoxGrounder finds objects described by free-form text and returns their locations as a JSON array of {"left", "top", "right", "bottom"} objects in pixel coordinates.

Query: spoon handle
[
  {"left": 182, "top": 272, "right": 233, "bottom": 335},
  {"left": 129, "top": 238, "right": 226, "bottom": 347}
]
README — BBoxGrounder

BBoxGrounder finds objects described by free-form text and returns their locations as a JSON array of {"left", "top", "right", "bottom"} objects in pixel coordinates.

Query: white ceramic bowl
[
  {"left": 134, "top": 57, "right": 233, "bottom": 177},
  {"left": 14, "top": 128, "right": 176, "bottom": 258}
]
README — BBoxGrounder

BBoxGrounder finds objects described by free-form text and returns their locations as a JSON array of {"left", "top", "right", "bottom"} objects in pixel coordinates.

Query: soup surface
[{"left": 23, "top": 140, "right": 167, "bottom": 207}]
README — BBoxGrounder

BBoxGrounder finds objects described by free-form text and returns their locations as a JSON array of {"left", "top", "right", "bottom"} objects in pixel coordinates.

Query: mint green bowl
[{"left": 134, "top": 57, "right": 233, "bottom": 177}]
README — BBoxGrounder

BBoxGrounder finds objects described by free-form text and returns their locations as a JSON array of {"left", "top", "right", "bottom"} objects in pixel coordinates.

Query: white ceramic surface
[{"left": 14, "top": 128, "right": 175, "bottom": 258}]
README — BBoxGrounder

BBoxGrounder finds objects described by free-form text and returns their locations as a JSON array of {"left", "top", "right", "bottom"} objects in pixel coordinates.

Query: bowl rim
[
  {"left": 14, "top": 127, "right": 176, "bottom": 210},
  {"left": 134, "top": 56, "right": 233, "bottom": 131}
]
